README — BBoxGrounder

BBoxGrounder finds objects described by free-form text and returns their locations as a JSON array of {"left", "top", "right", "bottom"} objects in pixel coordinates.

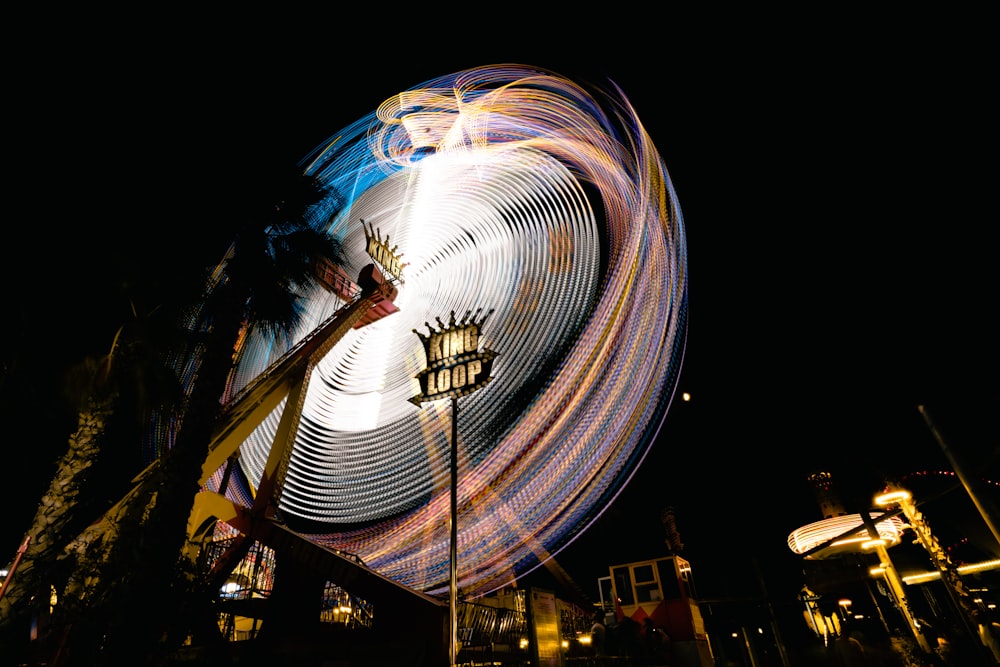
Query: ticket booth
[{"left": 608, "top": 556, "right": 714, "bottom": 667}]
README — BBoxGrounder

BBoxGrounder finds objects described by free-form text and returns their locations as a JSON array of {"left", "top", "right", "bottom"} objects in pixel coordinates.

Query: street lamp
[{"left": 860, "top": 536, "right": 933, "bottom": 653}]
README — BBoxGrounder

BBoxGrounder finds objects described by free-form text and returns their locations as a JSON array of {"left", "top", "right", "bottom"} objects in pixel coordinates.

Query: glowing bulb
[{"left": 874, "top": 490, "right": 911, "bottom": 506}]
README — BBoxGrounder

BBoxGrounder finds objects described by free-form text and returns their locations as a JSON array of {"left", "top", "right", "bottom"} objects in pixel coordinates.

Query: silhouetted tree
[
  {"left": 47, "top": 171, "right": 347, "bottom": 666},
  {"left": 0, "top": 296, "right": 188, "bottom": 661}
]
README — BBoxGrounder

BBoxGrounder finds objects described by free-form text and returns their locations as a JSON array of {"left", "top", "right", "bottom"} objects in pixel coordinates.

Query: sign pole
[
  {"left": 409, "top": 309, "right": 497, "bottom": 667},
  {"left": 450, "top": 395, "right": 459, "bottom": 667}
]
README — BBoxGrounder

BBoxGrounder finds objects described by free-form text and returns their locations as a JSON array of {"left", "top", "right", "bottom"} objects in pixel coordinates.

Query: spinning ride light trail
[{"left": 211, "top": 64, "right": 687, "bottom": 598}]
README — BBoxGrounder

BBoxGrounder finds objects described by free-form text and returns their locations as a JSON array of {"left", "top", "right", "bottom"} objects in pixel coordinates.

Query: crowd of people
[{"left": 589, "top": 610, "right": 671, "bottom": 666}]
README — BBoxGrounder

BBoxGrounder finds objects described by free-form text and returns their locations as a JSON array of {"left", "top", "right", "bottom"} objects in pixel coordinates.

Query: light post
[
  {"left": 411, "top": 310, "right": 497, "bottom": 667},
  {"left": 876, "top": 487, "right": 1000, "bottom": 663},
  {"left": 861, "top": 536, "right": 933, "bottom": 653},
  {"left": 838, "top": 598, "right": 852, "bottom": 622},
  {"left": 918, "top": 405, "right": 1000, "bottom": 547}
]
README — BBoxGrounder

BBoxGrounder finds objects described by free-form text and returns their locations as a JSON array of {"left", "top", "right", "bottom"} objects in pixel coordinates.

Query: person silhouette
[
  {"left": 591, "top": 610, "right": 607, "bottom": 662},
  {"left": 643, "top": 617, "right": 670, "bottom": 665}
]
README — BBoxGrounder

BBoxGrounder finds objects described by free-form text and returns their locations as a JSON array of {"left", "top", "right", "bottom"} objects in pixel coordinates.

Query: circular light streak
[
  {"left": 217, "top": 64, "right": 687, "bottom": 597},
  {"left": 787, "top": 513, "right": 906, "bottom": 559}
]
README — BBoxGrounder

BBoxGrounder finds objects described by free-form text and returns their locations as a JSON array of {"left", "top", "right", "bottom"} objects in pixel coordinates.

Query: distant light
[
  {"left": 956, "top": 559, "right": 1000, "bottom": 575},
  {"left": 682, "top": 392, "right": 691, "bottom": 402},
  {"left": 874, "top": 490, "right": 911, "bottom": 506},
  {"left": 903, "top": 558, "right": 1000, "bottom": 584},
  {"left": 831, "top": 537, "right": 871, "bottom": 549}
]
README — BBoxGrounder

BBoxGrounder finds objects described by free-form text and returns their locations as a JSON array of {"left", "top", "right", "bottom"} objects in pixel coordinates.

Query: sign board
[
  {"left": 362, "top": 219, "right": 406, "bottom": 284},
  {"left": 411, "top": 310, "right": 496, "bottom": 405},
  {"left": 527, "top": 588, "right": 563, "bottom": 667}
]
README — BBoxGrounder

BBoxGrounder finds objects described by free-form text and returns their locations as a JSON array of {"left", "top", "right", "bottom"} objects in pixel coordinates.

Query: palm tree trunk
[
  {"left": 0, "top": 391, "right": 118, "bottom": 651},
  {"left": 62, "top": 302, "right": 251, "bottom": 666}
]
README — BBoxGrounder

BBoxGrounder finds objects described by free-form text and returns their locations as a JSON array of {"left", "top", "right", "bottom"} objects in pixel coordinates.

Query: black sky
[{"left": 4, "top": 13, "right": 997, "bottom": 612}]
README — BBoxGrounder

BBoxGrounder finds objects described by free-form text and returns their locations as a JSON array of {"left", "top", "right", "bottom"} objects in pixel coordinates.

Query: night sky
[{"left": 4, "top": 13, "right": 996, "bottom": 624}]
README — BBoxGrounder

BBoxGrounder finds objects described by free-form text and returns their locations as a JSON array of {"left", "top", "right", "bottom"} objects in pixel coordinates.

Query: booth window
[
  {"left": 632, "top": 564, "right": 661, "bottom": 603},
  {"left": 612, "top": 566, "right": 634, "bottom": 606}
]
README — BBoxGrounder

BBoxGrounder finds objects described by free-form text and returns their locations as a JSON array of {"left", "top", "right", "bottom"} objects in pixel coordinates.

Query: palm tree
[
  {"left": 0, "top": 382, "right": 120, "bottom": 660},
  {"left": 0, "top": 297, "right": 193, "bottom": 653},
  {"left": 52, "top": 170, "right": 347, "bottom": 666}
]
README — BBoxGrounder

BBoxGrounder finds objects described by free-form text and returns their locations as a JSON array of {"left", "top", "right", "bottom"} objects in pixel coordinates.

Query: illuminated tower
[
  {"left": 661, "top": 506, "right": 684, "bottom": 555},
  {"left": 808, "top": 471, "right": 847, "bottom": 519}
]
